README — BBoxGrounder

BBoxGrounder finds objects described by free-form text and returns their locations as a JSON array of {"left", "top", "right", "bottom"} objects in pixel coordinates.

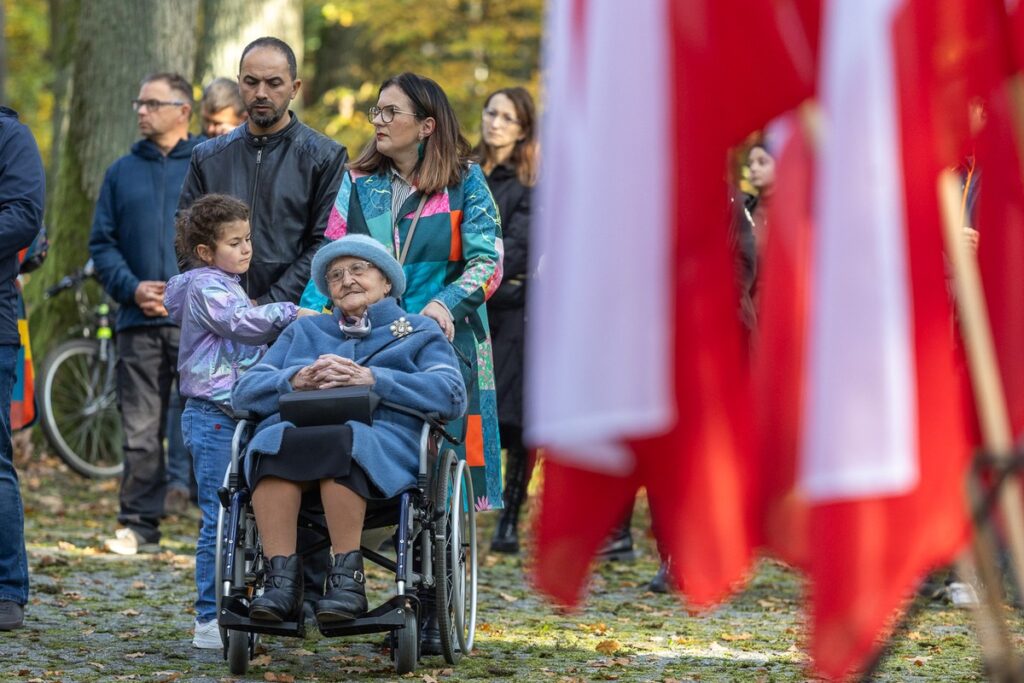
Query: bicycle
[{"left": 38, "top": 259, "right": 123, "bottom": 478}]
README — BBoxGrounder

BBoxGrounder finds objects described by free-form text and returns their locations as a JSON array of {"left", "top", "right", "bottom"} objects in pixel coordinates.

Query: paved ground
[{"left": 1, "top": 442, "right": 1015, "bottom": 682}]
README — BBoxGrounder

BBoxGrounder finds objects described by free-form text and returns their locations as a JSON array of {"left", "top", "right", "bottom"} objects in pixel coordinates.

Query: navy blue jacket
[
  {"left": 0, "top": 108, "right": 45, "bottom": 346},
  {"left": 89, "top": 135, "right": 201, "bottom": 331}
]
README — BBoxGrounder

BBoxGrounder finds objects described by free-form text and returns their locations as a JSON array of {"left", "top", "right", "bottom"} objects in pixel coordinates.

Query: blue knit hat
[{"left": 311, "top": 235, "right": 406, "bottom": 299}]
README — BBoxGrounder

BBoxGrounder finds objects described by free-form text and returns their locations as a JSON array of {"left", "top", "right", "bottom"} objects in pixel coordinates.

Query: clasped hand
[{"left": 291, "top": 354, "right": 374, "bottom": 391}]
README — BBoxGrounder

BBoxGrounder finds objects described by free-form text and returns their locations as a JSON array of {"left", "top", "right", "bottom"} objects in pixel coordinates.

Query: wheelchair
[{"left": 213, "top": 404, "right": 478, "bottom": 676}]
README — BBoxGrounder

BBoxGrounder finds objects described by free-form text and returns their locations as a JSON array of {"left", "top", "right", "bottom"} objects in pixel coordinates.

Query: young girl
[{"left": 165, "top": 194, "right": 316, "bottom": 649}]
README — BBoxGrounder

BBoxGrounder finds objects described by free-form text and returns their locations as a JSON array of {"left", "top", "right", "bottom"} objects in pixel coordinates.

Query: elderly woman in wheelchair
[{"left": 230, "top": 234, "right": 467, "bottom": 630}]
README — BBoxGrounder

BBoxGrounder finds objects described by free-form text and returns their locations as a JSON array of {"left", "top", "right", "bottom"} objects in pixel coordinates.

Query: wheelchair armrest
[
  {"left": 380, "top": 400, "right": 462, "bottom": 446},
  {"left": 228, "top": 408, "right": 260, "bottom": 422}
]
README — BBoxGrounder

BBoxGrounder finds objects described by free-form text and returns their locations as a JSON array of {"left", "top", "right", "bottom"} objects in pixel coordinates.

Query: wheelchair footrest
[
  {"left": 317, "top": 594, "right": 413, "bottom": 637},
  {"left": 219, "top": 595, "right": 306, "bottom": 638}
]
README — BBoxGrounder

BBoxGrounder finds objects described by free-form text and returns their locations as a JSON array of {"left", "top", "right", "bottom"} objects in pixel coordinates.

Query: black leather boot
[
  {"left": 596, "top": 503, "right": 636, "bottom": 563},
  {"left": 250, "top": 554, "right": 303, "bottom": 622},
  {"left": 490, "top": 447, "right": 529, "bottom": 554},
  {"left": 316, "top": 550, "right": 368, "bottom": 623}
]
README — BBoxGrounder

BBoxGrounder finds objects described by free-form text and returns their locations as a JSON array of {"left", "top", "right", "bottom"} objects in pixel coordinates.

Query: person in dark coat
[
  {"left": 89, "top": 72, "right": 202, "bottom": 556},
  {"left": 474, "top": 87, "right": 539, "bottom": 554},
  {"left": 0, "top": 107, "right": 45, "bottom": 631}
]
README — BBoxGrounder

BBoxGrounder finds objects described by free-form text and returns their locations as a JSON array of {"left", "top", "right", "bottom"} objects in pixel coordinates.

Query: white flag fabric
[
  {"left": 801, "top": 0, "right": 918, "bottom": 501},
  {"left": 526, "top": 0, "right": 672, "bottom": 474}
]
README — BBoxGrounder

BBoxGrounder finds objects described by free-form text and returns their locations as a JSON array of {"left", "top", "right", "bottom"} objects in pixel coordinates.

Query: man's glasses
[
  {"left": 132, "top": 99, "right": 185, "bottom": 112},
  {"left": 483, "top": 108, "right": 520, "bottom": 127},
  {"left": 367, "top": 105, "right": 418, "bottom": 124},
  {"left": 326, "top": 260, "right": 376, "bottom": 284}
]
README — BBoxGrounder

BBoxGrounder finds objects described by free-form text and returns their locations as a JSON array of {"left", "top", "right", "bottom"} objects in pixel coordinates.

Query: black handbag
[{"left": 279, "top": 386, "right": 380, "bottom": 427}]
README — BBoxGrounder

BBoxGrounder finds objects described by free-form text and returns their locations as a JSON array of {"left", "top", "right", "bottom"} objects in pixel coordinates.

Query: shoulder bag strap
[{"left": 397, "top": 194, "right": 430, "bottom": 265}]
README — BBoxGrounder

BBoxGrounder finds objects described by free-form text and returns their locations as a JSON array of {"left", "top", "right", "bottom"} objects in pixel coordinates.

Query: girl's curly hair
[{"left": 176, "top": 194, "right": 249, "bottom": 268}]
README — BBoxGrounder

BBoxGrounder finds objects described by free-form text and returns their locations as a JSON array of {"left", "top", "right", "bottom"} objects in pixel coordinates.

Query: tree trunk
[
  {"left": 47, "top": 0, "right": 76, "bottom": 196},
  {"left": 27, "top": 0, "right": 200, "bottom": 356},
  {"left": 196, "top": 0, "right": 303, "bottom": 108}
]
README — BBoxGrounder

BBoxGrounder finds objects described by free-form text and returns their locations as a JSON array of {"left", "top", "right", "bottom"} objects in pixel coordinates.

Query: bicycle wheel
[{"left": 39, "top": 339, "right": 123, "bottom": 477}]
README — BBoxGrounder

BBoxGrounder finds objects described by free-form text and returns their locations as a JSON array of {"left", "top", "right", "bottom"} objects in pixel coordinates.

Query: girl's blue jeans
[{"left": 181, "top": 398, "right": 236, "bottom": 624}]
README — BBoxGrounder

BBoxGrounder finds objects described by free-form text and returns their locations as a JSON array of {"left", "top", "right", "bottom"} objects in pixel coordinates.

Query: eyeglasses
[
  {"left": 483, "top": 108, "right": 520, "bottom": 127},
  {"left": 132, "top": 99, "right": 186, "bottom": 112},
  {"left": 368, "top": 105, "right": 419, "bottom": 124},
  {"left": 326, "top": 260, "right": 376, "bottom": 284}
]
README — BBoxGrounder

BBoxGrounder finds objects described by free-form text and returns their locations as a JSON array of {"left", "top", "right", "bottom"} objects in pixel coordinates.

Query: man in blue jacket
[
  {"left": 89, "top": 73, "right": 201, "bottom": 556},
  {"left": 0, "top": 108, "right": 45, "bottom": 631}
]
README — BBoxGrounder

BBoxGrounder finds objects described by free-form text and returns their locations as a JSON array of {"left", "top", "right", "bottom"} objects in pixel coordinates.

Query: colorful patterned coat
[{"left": 300, "top": 164, "right": 504, "bottom": 509}]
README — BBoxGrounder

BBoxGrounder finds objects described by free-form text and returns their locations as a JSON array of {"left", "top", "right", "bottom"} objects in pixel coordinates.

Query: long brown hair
[
  {"left": 350, "top": 73, "right": 472, "bottom": 196},
  {"left": 473, "top": 87, "right": 539, "bottom": 187}
]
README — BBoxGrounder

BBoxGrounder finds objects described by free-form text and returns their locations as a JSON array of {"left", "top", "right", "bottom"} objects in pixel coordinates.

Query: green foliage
[
  {"left": 5, "top": 0, "right": 54, "bottom": 163},
  {"left": 303, "top": 0, "right": 543, "bottom": 155}
]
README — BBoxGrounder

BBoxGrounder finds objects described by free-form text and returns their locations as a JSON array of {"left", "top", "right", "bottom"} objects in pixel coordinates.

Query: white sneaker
[
  {"left": 192, "top": 618, "right": 223, "bottom": 649},
  {"left": 103, "top": 528, "right": 159, "bottom": 556},
  {"left": 947, "top": 581, "right": 980, "bottom": 608}
]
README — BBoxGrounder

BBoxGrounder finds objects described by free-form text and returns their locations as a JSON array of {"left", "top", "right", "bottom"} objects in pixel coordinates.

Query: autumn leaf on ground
[
  {"left": 250, "top": 654, "right": 272, "bottom": 667},
  {"left": 720, "top": 632, "right": 753, "bottom": 642},
  {"left": 124, "top": 652, "right": 146, "bottom": 659},
  {"left": 596, "top": 639, "right": 622, "bottom": 655},
  {"left": 120, "top": 608, "right": 140, "bottom": 617},
  {"left": 499, "top": 592, "right": 519, "bottom": 602},
  {"left": 154, "top": 672, "right": 181, "bottom": 682},
  {"left": 907, "top": 656, "right": 932, "bottom": 666},
  {"left": 264, "top": 673, "right": 295, "bottom": 683}
]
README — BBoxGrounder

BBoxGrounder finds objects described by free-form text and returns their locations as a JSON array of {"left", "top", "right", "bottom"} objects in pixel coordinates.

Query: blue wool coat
[{"left": 231, "top": 298, "right": 467, "bottom": 497}]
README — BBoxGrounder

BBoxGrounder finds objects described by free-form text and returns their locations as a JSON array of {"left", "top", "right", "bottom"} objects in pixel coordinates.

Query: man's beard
[{"left": 247, "top": 100, "right": 287, "bottom": 129}]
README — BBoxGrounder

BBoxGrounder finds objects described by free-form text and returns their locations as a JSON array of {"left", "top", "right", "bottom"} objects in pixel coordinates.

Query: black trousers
[{"left": 115, "top": 326, "right": 179, "bottom": 542}]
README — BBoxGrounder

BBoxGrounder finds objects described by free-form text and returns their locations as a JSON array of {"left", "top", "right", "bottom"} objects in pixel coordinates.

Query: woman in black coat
[{"left": 474, "top": 87, "right": 538, "bottom": 553}]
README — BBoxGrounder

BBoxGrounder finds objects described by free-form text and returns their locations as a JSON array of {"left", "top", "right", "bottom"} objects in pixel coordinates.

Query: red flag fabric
[
  {"left": 529, "top": 0, "right": 816, "bottom": 608},
  {"left": 976, "top": 90, "right": 1024, "bottom": 439},
  {"left": 752, "top": 119, "right": 814, "bottom": 569}
]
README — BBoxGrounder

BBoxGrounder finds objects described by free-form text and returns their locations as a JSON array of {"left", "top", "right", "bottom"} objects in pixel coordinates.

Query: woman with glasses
[
  {"left": 472, "top": 88, "right": 538, "bottom": 555},
  {"left": 300, "top": 73, "right": 503, "bottom": 612}
]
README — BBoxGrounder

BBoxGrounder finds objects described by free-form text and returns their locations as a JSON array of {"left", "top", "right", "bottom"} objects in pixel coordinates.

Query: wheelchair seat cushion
[{"left": 249, "top": 423, "right": 385, "bottom": 501}]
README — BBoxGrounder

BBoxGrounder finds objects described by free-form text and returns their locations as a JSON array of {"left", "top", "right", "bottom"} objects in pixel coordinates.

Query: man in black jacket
[
  {"left": 178, "top": 37, "right": 347, "bottom": 305},
  {"left": 0, "top": 107, "right": 45, "bottom": 631}
]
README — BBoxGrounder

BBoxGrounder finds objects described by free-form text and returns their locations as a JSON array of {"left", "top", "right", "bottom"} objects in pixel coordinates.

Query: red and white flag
[
  {"left": 527, "top": 0, "right": 815, "bottom": 608},
  {"left": 753, "top": 1, "right": 985, "bottom": 678}
]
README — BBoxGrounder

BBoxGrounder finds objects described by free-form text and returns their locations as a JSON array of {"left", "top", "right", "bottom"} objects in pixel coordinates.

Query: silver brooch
[{"left": 390, "top": 316, "right": 413, "bottom": 338}]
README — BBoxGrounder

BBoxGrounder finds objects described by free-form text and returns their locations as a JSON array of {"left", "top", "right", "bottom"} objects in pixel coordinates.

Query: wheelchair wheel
[
  {"left": 433, "top": 449, "right": 478, "bottom": 664},
  {"left": 215, "top": 478, "right": 263, "bottom": 676},
  {"left": 226, "top": 628, "right": 250, "bottom": 675},
  {"left": 393, "top": 605, "right": 418, "bottom": 674}
]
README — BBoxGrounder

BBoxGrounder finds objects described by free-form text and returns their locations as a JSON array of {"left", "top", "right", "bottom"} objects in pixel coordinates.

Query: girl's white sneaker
[{"left": 192, "top": 618, "right": 223, "bottom": 649}]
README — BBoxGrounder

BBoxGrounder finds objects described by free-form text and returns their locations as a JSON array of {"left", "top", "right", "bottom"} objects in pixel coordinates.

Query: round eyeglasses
[
  {"left": 326, "top": 260, "right": 376, "bottom": 284},
  {"left": 368, "top": 105, "right": 419, "bottom": 124}
]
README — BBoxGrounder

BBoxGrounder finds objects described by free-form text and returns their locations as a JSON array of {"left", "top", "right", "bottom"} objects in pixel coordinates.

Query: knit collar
[{"left": 333, "top": 297, "right": 404, "bottom": 338}]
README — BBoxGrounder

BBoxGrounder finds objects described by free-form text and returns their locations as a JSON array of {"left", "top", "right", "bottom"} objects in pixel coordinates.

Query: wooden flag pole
[{"left": 938, "top": 169, "right": 1024, "bottom": 680}]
